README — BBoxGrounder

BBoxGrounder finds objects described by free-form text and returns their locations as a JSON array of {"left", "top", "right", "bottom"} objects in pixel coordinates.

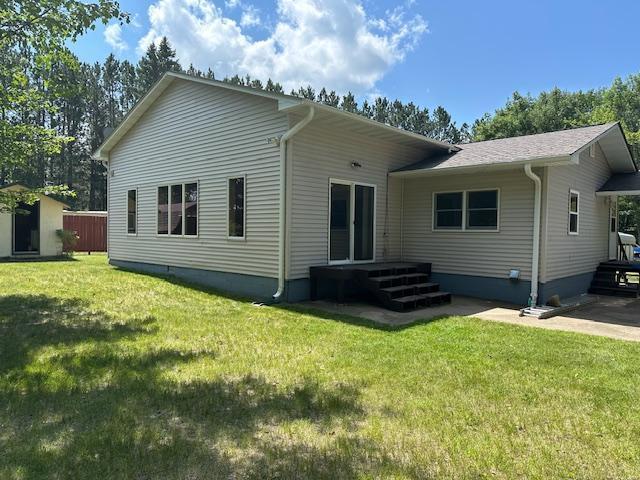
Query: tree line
[
  {"left": 472, "top": 79, "right": 640, "bottom": 235},
  {"left": 1, "top": 31, "right": 469, "bottom": 210},
  {"left": 2, "top": 1, "right": 639, "bottom": 235}
]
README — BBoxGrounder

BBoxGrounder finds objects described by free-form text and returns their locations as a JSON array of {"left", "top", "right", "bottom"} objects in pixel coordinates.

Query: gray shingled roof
[
  {"left": 394, "top": 123, "right": 619, "bottom": 173},
  {"left": 598, "top": 172, "right": 640, "bottom": 194}
]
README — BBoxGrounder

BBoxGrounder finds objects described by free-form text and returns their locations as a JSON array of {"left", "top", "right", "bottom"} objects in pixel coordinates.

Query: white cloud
[
  {"left": 104, "top": 23, "right": 128, "bottom": 51},
  {"left": 138, "top": 0, "right": 427, "bottom": 94},
  {"left": 240, "top": 5, "right": 261, "bottom": 27}
]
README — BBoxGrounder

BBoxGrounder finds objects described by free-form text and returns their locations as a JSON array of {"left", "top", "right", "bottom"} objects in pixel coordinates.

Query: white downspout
[
  {"left": 272, "top": 106, "right": 315, "bottom": 301},
  {"left": 524, "top": 164, "right": 541, "bottom": 306}
]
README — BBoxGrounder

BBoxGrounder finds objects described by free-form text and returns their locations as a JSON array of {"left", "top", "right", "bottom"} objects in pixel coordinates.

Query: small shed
[
  {"left": 0, "top": 184, "right": 68, "bottom": 258},
  {"left": 63, "top": 211, "right": 107, "bottom": 252}
]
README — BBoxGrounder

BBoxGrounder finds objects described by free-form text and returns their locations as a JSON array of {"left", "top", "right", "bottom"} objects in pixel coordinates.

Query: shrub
[{"left": 56, "top": 229, "right": 79, "bottom": 255}]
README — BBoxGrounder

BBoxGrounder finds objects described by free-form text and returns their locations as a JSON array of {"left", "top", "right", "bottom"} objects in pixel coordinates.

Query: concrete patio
[{"left": 302, "top": 295, "right": 640, "bottom": 342}]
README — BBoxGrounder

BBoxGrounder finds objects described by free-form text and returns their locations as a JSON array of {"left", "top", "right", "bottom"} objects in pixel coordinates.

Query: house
[
  {"left": 93, "top": 72, "right": 640, "bottom": 307},
  {"left": 0, "top": 184, "right": 68, "bottom": 258}
]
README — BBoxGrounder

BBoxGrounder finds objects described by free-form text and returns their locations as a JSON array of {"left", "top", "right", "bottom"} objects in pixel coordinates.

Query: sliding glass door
[{"left": 329, "top": 180, "right": 375, "bottom": 264}]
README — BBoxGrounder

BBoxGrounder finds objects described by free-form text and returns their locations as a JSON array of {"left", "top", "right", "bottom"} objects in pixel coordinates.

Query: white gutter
[
  {"left": 524, "top": 164, "right": 542, "bottom": 306},
  {"left": 272, "top": 106, "right": 315, "bottom": 301}
]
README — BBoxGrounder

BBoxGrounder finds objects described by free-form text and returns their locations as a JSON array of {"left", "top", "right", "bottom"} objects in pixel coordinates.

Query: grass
[{"left": 1, "top": 256, "right": 639, "bottom": 479}]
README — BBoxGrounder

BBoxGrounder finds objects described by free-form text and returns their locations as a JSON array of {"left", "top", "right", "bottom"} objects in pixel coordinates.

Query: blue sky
[{"left": 71, "top": 0, "right": 640, "bottom": 125}]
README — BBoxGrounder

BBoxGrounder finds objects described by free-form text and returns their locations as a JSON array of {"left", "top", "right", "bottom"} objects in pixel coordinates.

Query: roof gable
[{"left": 93, "top": 72, "right": 455, "bottom": 161}]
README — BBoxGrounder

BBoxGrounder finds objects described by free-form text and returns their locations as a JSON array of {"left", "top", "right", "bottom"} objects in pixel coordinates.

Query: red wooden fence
[{"left": 63, "top": 212, "right": 107, "bottom": 252}]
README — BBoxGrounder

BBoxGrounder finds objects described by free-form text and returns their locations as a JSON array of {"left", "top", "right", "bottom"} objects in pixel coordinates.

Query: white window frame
[
  {"left": 432, "top": 188, "right": 500, "bottom": 233},
  {"left": 227, "top": 174, "right": 247, "bottom": 240},
  {"left": 327, "top": 178, "right": 377, "bottom": 265},
  {"left": 568, "top": 189, "right": 580, "bottom": 235},
  {"left": 156, "top": 181, "right": 199, "bottom": 238},
  {"left": 126, "top": 188, "right": 138, "bottom": 236}
]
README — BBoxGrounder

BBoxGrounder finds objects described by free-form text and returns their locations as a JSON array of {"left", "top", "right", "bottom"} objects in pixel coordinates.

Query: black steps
[
  {"left": 588, "top": 262, "right": 640, "bottom": 298},
  {"left": 354, "top": 264, "right": 451, "bottom": 312}
]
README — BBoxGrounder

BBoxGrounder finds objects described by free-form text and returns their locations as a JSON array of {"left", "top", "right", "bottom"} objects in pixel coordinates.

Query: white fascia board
[
  {"left": 390, "top": 155, "right": 572, "bottom": 178},
  {"left": 595, "top": 190, "right": 640, "bottom": 197}
]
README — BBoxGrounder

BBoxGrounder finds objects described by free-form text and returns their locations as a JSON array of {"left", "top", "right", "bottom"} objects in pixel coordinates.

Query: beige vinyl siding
[
  {"left": 39, "top": 196, "right": 63, "bottom": 256},
  {"left": 108, "top": 79, "right": 288, "bottom": 278},
  {"left": 543, "top": 143, "right": 612, "bottom": 282},
  {"left": 287, "top": 119, "right": 425, "bottom": 280},
  {"left": 402, "top": 169, "right": 537, "bottom": 280},
  {"left": 0, "top": 211, "right": 11, "bottom": 257}
]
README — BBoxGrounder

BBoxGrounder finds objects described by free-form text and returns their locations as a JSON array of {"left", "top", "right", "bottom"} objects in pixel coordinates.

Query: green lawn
[{"left": 1, "top": 256, "right": 639, "bottom": 479}]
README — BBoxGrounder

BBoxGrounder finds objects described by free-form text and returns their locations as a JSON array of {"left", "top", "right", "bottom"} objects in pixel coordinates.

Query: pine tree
[
  {"left": 136, "top": 42, "right": 161, "bottom": 95},
  {"left": 103, "top": 53, "right": 121, "bottom": 127},
  {"left": 265, "top": 79, "right": 284, "bottom": 93},
  {"left": 157, "top": 36, "right": 181, "bottom": 74},
  {"left": 340, "top": 92, "right": 358, "bottom": 112}
]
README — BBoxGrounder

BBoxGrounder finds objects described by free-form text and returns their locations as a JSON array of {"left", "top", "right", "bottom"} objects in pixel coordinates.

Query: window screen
[
  {"left": 467, "top": 190, "right": 498, "bottom": 230},
  {"left": 127, "top": 189, "right": 136, "bottom": 234},
  {"left": 170, "top": 184, "right": 183, "bottom": 235},
  {"left": 434, "top": 192, "right": 463, "bottom": 229},
  {"left": 157, "top": 186, "right": 168, "bottom": 235},
  {"left": 569, "top": 191, "right": 579, "bottom": 234},
  {"left": 185, "top": 183, "right": 198, "bottom": 236},
  {"left": 228, "top": 177, "right": 245, "bottom": 237}
]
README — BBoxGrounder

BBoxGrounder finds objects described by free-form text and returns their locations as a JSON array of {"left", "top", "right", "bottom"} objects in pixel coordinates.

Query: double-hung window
[
  {"left": 434, "top": 192, "right": 463, "bottom": 230},
  {"left": 228, "top": 176, "right": 246, "bottom": 238},
  {"left": 466, "top": 190, "right": 499, "bottom": 230},
  {"left": 568, "top": 190, "right": 579, "bottom": 235},
  {"left": 127, "top": 189, "right": 137, "bottom": 234},
  {"left": 434, "top": 189, "right": 499, "bottom": 231},
  {"left": 157, "top": 183, "right": 198, "bottom": 236}
]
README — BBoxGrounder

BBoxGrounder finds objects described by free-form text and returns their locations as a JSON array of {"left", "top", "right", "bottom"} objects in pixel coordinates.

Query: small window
[
  {"left": 157, "top": 186, "right": 169, "bottom": 234},
  {"left": 569, "top": 190, "right": 579, "bottom": 235},
  {"left": 170, "top": 184, "right": 183, "bottom": 235},
  {"left": 434, "top": 192, "right": 463, "bottom": 230},
  {"left": 185, "top": 183, "right": 198, "bottom": 236},
  {"left": 127, "top": 189, "right": 137, "bottom": 234},
  {"left": 228, "top": 176, "right": 245, "bottom": 238},
  {"left": 467, "top": 190, "right": 498, "bottom": 230}
]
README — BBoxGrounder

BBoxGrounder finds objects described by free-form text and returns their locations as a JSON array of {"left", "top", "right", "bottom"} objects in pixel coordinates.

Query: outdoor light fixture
[
  {"left": 351, "top": 161, "right": 362, "bottom": 168},
  {"left": 509, "top": 269, "right": 520, "bottom": 280}
]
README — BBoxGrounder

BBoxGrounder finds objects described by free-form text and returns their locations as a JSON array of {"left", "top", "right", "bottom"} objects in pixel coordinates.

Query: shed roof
[
  {"left": 392, "top": 123, "right": 636, "bottom": 176},
  {"left": 0, "top": 183, "right": 70, "bottom": 208}
]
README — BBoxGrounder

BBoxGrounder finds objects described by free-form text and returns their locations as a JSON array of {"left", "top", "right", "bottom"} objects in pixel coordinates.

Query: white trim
[
  {"left": 596, "top": 190, "right": 640, "bottom": 197},
  {"left": 432, "top": 188, "right": 500, "bottom": 233},
  {"left": 63, "top": 210, "right": 108, "bottom": 217},
  {"left": 227, "top": 174, "right": 247, "bottom": 240},
  {"left": 126, "top": 188, "right": 138, "bottom": 236},
  {"left": 568, "top": 189, "right": 580, "bottom": 235},
  {"left": 390, "top": 155, "right": 573, "bottom": 178},
  {"left": 327, "top": 178, "right": 377, "bottom": 265}
]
